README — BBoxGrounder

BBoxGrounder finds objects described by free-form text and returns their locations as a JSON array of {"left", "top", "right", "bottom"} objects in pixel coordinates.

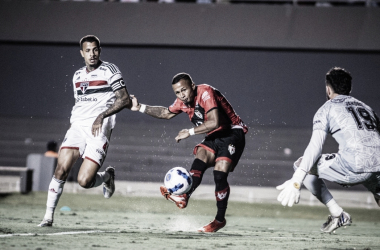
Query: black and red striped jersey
[
  {"left": 169, "top": 84, "right": 248, "bottom": 135},
  {"left": 70, "top": 61, "right": 126, "bottom": 127}
]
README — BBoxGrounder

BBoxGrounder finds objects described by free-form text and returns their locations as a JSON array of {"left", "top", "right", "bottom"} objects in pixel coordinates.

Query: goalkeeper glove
[{"left": 276, "top": 168, "right": 307, "bottom": 207}]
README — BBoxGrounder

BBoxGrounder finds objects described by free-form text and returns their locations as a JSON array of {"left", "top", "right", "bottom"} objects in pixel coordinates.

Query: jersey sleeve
[
  {"left": 312, "top": 103, "right": 330, "bottom": 133},
  {"left": 105, "top": 63, "right": 126, "bottom": 92},
  {"left": 298, "top": 130, "right": 327, "bottom": 173},
  {"left": 199, "top": 86, "right": 218, "bottom": 113},
  {"left": 168, "top": 99, "right": 183, "bottom": 114}
]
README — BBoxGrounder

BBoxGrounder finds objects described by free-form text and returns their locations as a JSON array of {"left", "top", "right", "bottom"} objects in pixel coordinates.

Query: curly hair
[
  {"left": 172, "top": 72, "right": 194, "bottom": 85},
  {"left": 325, "top": 67, "right": 352, "bottom": 95},
  {"left": 79, "top": 35, "right": 100, "bottom": 50}
]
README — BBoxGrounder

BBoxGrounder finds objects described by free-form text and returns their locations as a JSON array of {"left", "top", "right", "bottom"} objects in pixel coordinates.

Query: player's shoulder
[
  {"left": 73, "top": 66, "right": 86, "bottom": 78},
  {"left": 100, "top": 61, "right": 121, "bottom": 74}
]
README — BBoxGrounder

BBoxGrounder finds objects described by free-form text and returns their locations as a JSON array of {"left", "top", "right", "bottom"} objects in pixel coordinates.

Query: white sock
[
  {"left": 326, "top": 199, "right": 343, "bottom": 217},
  {"left": 44, "top": 177, "right": 65, "bottom": 221},
  {"left": 91, "top": 171, "right": 110, "bottom": 188}
]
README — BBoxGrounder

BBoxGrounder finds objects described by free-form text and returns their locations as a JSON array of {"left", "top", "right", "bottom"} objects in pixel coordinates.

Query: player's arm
[
  {"left": 130, "top": 95, "right": 177, "bottom": 120},
  {"left": 92, "top": 88, "right": 132, "bottom": 136},
  {"left": 276, "top": 130, "right": 327, "bottom": 207},
  {"left": 175, "top": 109, "right": 219, "bottom": 143}
]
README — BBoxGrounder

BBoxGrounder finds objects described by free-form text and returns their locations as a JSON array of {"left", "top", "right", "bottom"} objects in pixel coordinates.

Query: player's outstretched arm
[
  {"left": 92, "top": 88, "right": 132, "bottom": 136},
  {"left": 175, "top": 109, "right": 219, "bottom": 143},
  {"left": 130, "top": 95, "right": 177, "bottom": 120},
  {"left": 276, "top": 130, "right": 326, "bottom": 207}
]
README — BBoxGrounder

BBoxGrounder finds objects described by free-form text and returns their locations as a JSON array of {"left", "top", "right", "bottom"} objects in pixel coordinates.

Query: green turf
[{"left": 1, "top": 192, "right": 379, "bottom": 250}]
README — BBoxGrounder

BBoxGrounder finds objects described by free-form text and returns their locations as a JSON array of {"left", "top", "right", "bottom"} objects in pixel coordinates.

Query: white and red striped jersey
[{"left": 70, "top": 61, "right": 126, "bottom": 127}]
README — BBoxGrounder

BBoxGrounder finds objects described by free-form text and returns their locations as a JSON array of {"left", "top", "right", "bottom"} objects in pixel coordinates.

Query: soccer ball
[{"left": 164, "top": 167, "right": 193, "bottom": 195}]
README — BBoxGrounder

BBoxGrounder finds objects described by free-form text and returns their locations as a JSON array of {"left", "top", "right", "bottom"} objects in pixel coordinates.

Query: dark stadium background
[{"left": 1, "top": 1, "right": 379, "bottom": 190}]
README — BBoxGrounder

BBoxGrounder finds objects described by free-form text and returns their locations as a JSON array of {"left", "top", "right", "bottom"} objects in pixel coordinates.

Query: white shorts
[
  {"left": 61, "top": 121, "right": 112, "bottom": 167},
  {"left": 316, "top": 153, "right": 377, "bottom": 188}
]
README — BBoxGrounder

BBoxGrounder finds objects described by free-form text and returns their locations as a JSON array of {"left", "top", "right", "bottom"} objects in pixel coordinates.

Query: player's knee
[
  {"left": 77, "top": 175, "right": 94, "bottom": 189},
  {"left": 293, "top": 157, "right": 303, "bottom": 171}
]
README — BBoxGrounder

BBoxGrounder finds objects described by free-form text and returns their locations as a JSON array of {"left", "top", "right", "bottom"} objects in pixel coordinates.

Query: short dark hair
[
  {"left": 79, "top": 35, "right": 100, "bottom": 50},
  {"left": 172, "top": 73, "right": 194, "bottom": 85},
  {"left": 47, "top": 140, "right": 58, "bottom": 152},
  {"left": 325, "top": 67, "right": 352, "bottom": 95}
]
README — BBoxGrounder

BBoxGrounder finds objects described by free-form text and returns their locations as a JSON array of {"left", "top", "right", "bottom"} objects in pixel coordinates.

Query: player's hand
[
  {"left": 130, "top": 95, "right": 140, "bottom": 111},
  {"left": 175, "top": 129, "right": 190, "bottom": 143},
  {"left": 92, "top": 115, "right": 103, "bottom": 137},
  {"left": 276, "top": 179, "right": 301, "bottom": 207}
]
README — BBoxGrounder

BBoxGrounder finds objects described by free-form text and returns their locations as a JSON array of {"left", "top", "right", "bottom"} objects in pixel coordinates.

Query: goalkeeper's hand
[{"left": 276, "top": 168, "right": 307, "bottom": 207}]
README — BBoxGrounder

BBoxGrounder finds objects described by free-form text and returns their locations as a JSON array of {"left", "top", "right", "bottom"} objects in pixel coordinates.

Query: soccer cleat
[
  {"left": 37, "top": 218, "right": 53, "bottom": 227},
  {"left": 198, "top": 219, "right": 226, "bottom": 233},
  {"left": 320, "top": 211, "right": 352, "bottom": 233},
  {"left": 103, "top": 166, "right": 115, "bottom": 199},
  {"left": 160, "top": 186, "right": 189, "bottom": 209}
]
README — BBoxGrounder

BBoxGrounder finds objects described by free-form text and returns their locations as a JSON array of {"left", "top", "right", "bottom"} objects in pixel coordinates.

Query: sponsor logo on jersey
[
  {"left": 345, "top": 101, "right": 363, "bottom": 107},
  {"left": 80, "top": 82, "right": 89, "bottom": 93},
  {"left": 228, "top": 144, "right": 235, "bottom": 155},
  {"left": 99, "top": 67, "right": 107, "bottom": 71},
  {"left": 201, "top": 91, "right": 210, "bottom": 102},
  {"left": 76, "top": 97, "right": 98, "bottom": 102},
  {"left": 91, "top": 74, "right": 97, "bottom": 78},
  {"left": 194, "top": 110, "right": 203, "bottom": 119}
]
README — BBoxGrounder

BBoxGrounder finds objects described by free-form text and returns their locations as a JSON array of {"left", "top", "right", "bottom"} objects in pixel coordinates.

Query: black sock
[
  {"left": 214, "top": 170, "right": 230, "bottom": 222},
  {"left": 187, "top": 158, "right": 208, "bottom": 196}
]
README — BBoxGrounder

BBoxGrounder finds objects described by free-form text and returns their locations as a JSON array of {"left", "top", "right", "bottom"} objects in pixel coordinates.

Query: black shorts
[{"left": 193, "top": 129, "right": 245, "bottom": 172}]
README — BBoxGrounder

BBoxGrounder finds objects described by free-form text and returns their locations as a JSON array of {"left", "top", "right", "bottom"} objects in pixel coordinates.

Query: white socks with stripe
[{"left": 44, "top": 177, "right": 65, "bottom": 221}]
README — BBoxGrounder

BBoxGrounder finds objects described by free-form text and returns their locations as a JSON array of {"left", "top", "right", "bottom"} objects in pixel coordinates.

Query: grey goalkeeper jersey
[{"left": 313, "top": 95, "right": 380, "bottom": 173}]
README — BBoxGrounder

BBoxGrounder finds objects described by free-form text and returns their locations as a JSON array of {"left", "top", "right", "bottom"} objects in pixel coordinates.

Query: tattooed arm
[
  {"left": 130, "top": 95, "right": 177, "bottom": 120},
  {"left": 92, "top": 88, "right": 132, "bottom": 136}
]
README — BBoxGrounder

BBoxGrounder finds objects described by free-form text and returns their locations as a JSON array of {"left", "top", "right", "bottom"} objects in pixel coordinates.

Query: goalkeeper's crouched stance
[{"left": 276, "top": 67, "right": 380, "bottom": 233}]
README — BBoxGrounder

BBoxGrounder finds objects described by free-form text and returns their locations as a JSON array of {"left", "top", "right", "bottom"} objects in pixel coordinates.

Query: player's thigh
[
  {"left": 214, "top": 129, "right": 245, "bottom": 173},
  {"left": 77, "top": 158, "right": 101, "bottom": 187},
  {"left": 194, "top": 141, "right": 216, "bottom": 167},
  {"left": 54, "top": 148, "right": 80, "bottom": 179},
  {"left": 317, "top": 153, "right": 372, "bottom": 185},
  {"left": 82, "top": 126, "right": 112, "bottom": 167}
]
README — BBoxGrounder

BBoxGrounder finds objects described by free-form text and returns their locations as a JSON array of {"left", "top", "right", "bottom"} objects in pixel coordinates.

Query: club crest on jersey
[
  {"left": 80, "top": 82, "right": 89, "bottom": 93},
  {"left": 228, "top": 144, "right": 235, "bottom": 155}
]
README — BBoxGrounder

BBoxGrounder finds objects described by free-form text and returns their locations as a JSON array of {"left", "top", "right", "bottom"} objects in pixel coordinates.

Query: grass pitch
[{"left": 1, "top": 192, "right": 379, "bottom": 250}]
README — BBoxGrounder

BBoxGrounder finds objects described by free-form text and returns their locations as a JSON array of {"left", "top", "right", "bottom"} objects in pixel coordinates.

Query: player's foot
[
  {"left": 198, "top": 219, "right": 226, "bottom": 233},
  {"left": 37, "top": 218, "right": 53, "bottom": 227},
  {"left": 103, "top": 166, "right": 115, "bottom": 199},
  {"left": 320, "top": 211, "right": 352, "bottom": 233},
  {"left": 160, "top": 186, "right": 189, "bottom": 209}
]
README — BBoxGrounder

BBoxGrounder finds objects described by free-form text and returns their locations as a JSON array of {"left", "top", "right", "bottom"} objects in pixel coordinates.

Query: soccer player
[
  {"left": 38, "top": 35, "right": 132, "bottom": 227},
  {"left": 276, "top": 67, "right": 380, "bottom": 233},
  {"left": 131, "top": 73, "right": 248, "bottom": 232}
]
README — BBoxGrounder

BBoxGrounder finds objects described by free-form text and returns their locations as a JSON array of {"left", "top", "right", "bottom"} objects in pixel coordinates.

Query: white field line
[{"left": 0, "top": 230, "right": 114, "bottom": 238}]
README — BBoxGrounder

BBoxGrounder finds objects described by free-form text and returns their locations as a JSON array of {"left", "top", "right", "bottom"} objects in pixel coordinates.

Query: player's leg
[
  {"left": 160, "top": 143, "right": 215, "bottom": 209},
  {"left": 198, "top": 129, "right": 245, "bottom": 233},
  {"left": 362, "top": 172, "right": 380, "bottom": 207},
  {"left": 38, "top": 148, "right": 80, "bottom": 227},
  {"left": 311, "top": 153, "right": 362, "bottom": 233},
  {"left": 79, "top": 124, "right": 115, "bottom": 198},
  {"left": 188, "top": 146, "right": 215, "bottom": 196},
  {"left": 294, "top": 156, "right": 343, "bottom": 217}
]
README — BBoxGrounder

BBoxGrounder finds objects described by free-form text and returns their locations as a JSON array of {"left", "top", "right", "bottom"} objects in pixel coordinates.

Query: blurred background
[{"left": 1, "top": 0, "right": 380, "bottom": 193}]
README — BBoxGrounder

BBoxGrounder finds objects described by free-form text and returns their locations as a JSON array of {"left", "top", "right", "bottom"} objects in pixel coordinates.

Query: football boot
[
  {"left": 320, "top": 211, "right": 352, "bottom": 233},
  {"left": 160, "top": 186, "right": 189, "bottom": 209},
  {"left": 198, "top": 219, "right": 226, "bottom": 233},
  {"left": 103, "top": 166, "right": 115, "bottom": 199}
]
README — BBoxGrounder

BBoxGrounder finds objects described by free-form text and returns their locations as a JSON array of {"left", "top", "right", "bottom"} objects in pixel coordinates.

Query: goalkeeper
[{"left": 277, "top": 67, "right": 380, "bottom": 233}]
